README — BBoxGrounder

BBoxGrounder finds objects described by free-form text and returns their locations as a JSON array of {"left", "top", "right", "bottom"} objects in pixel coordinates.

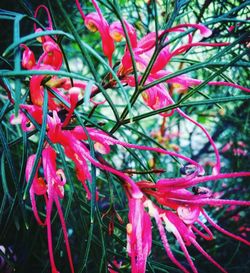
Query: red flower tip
[
  {"left": 20, "top": 44, "right": 36, "bottom": 69},
  {"left": 196, "top": 23, "right": 212, "bottom": 38},
  {"left": 84, "top": 0, "right": 115, "bottom": 65},
  {"left": 109, "top": 20, "right": 137, "bottom": 47},
  {"left": 41, "top": 41, "right": 63, "bottom": 69}
]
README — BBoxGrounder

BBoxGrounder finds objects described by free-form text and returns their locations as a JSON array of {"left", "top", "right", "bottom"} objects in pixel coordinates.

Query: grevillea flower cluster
[{"left": 4, "top": 1, "right": 249, "bottom": 273}]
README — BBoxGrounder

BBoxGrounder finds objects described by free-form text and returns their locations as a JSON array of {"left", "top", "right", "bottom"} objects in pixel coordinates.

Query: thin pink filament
[{"left": 34, "top": 4, "right": 53, "bottom": 31}]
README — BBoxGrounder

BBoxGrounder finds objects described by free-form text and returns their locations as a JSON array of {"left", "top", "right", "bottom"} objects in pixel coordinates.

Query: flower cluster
[{"left": 7, "top": 1, "right": 250, "bottom": 273}]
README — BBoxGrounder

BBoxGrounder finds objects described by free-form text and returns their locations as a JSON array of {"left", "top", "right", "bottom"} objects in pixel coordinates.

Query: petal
[
  {"left": 85, "top": 12, "right": 114, "bottom": 64},
  {"left": 41, "top": 41, "right": 63, "bottom": 69},
  {"left": 20, "top": 44, "right": 36, "bottom": 69},
  {"left": 109, "top": 20, "right": 137, "bottom": 47},
  {"left": 33, "top": 177, "right": 47, "bottom": 195},
  {"left": 177, "top": 205, "right": 200, "bottom": 225}
]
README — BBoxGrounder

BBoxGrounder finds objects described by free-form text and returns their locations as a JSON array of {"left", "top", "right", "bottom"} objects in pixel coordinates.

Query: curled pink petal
[
  {"left": 127, "top": 198, "right": 152, "bottom": 272},
  {"left": 40, "top": 41, "right": 63, "bottom": 69},
  {"left": 26, "top": 154, "right": 47, "bottom": 226},
  {"left": 20, "top": 44, "right": 36, "bottom": 69},
  {"left": 177, "top": 205, "right": 200, "bottom": 225},
  {"left": 109, "top": 20, "right": 137, "bottom": 47},
  {"left": 84, "top": 6, "right": 114, "bottom": 65},
  {"left": 164, "top": 23, "right": 212, "bottom": 38}
]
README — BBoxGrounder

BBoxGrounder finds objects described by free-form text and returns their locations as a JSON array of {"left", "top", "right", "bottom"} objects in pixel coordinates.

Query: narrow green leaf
[
  {"left": 143, "top": 33, "right": 249, "bottom": 91},
  {"left": 55, "top": 0, "right": 132, "bottom": 120},
  {"left": 0, "top": 100, "right": 11, "bottom": 123},
  {"left": 75, "top": 112, "right": 97, "bottom": 272},
  {"left": 3, "top": 29, "right": 72, "bottom": 57},
  {"left": 13, "top": 15, "right": 23, "bottom": 115},
  {"left": 23, "top": 88, "right": 48, "bottom": 199},
  {"left": 0, "top": 194, "right": 8, "bottom": 226},
  {"left": 121, "top": 94, "right": 250, "bottom": 124},
  {"left": 84, "top": 80, "right": 94, "bottom": 108},
  {"left": 0, "top": 69, "right": 89, "bottom": 82},
  {"left": 1, "top": 153, "right": 11, "bottom": 198},
  {"left": 0, "top": 125, "right": 18, "bottom": 188}
]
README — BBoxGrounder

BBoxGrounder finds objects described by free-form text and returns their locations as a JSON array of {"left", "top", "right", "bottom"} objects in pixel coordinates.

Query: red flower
[
  {"left": 76, "top": 0, "right": 115, "bottom": 65},
  {"left": 26, "top": 146, "right": 74, "bottom": 273},
  {"left": 127, "top": 197, "right": 152, "bottom": 273}
]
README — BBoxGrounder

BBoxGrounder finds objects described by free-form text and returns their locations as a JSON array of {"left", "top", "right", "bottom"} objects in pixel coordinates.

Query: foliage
[{"left": 0, "top": 0, "right": 249, "bottom": 273}]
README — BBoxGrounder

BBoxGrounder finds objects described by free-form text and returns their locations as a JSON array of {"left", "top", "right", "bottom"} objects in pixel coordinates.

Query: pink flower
[
  {"left": 221, "top": 141, "right": 248, "bottom": 156},
  {"left": 26, "top": 146, "right": 74, "bottom": 273},
  {"left": 13, "top": 6, "right": 250, "bottom": 272},
  {"left": 126, "top": 197, "right": 152, "bottom": 273},
  {"left": 20, "top": 44, "right": 36, "bottom": 69},
  {"left": 25, "top": 154, "right": 47, "bottom": 226},
  {"left": 177, "top": 205, "right": 201, "bottom": 225},
  {"left": 41, "top": 40, "right": 63, "bottom": 70},
  {"left": 108, "top": 260, "right": 122, "bottom": 273},
  {"left": 233, "top": 148, "right": 247, "bottom": 156},
  {"left": 76, "top": 0, "right": 115, "bottom": 65},
  {"left": 144, "top": 186, "right": 250, "bottom": 273},
  {"left": 139, "top": 170, "right": 250, "bottom": 272},
  {"left": 23, "top": 5, "right": 63, "bottom": 71},
  {"left": 119, "top": 31, "right": 169, "bottom": 74},
  {"left": 29, "top": 65, "right": 61, "bottom": 108},
  {"left": 141, "top": 81, "right": 174, "bottom": 117},
  {"left": 19, "top": 5, "right": 68, "bottom": 113},
  {"left": 10, "top": 104, "right": 43, "bottom": 131},
  {"left": 164, "top": 210, "right": 227, "bottom": 273},
  {"left": 47, "top": 111, "right": 143, "bottom": 199},
  {"left": 109, "top": 20, "right": 138, "bottom": 47}
]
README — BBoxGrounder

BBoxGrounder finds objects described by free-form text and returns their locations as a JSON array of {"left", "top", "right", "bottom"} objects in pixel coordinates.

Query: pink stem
[
  {"left": 192, "top": 219, "right": 213, "bottom": 240},
  {"left": 160, "top": 23, "right": 212, "bottom": 38},
  {"left": 161, "top": 42, "right": 230, "bottom": 65},
  {"left": 141, "top": 174, "right": 198, "bottom": 190},
  {"left": 75, "top": 0, "right": 85, "bottom": 20},
  {"left": 62, "top": 99, "right": 78, "bottom": 127},
  {"left": 80, "top": 146, "right": 143, "bottom": 198},
  {"left": 30, "top": 189, "right": 47, "bottom": 226},
  {"left": 202, "top": 209, "right": 250, "bottom": 246},
  {"left": 177, "top": 108, "right": 221, "bottom": 174},
  {"left": 169, "top": 198, "right": 250, "bottom": 206},
  {"left": 154, "top": 211, "right": 190, "bottom": 273},
  {"left": 190, "top": 238, "right": 227, "bottom": 273},
  {"left": 157, "top": 172, "right": 250, "bottom": 189},
  {"left": 54, "top": 197, "right": 75, "bottom": 273},
  {"left": 173, "top": 229, "right": 198, "bottom": 273},
  {"left": 99, "top": 134, "right": 204, "bottom": 174},
  {"left": 208, "top": 81, "right": 250, "bottom": 92},
  {"left": 46, "top": 198, "right": 59, "bottom": 273},
  {"left": 34, "top": 4, "right": 53, "bottom": 31},
  {"left": 156, "top": 177, "right": 202, "bottom": 190},
  {"left": 171, "top": 42, "right": 229, "bottom": 57},
  {"left": 91, "top": 0, "right": 104, "bottom": 22}
]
